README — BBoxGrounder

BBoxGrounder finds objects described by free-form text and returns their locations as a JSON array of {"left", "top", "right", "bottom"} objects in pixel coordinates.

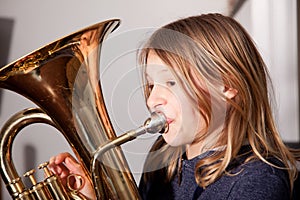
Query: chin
[{"left": 162, "top": 133, "right": 185, "bottom": 147}]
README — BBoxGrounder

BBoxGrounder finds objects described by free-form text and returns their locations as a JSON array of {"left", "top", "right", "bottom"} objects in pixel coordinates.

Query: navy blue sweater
[{"left": 139, "top": 145, "right": 291, "bottom": 200}]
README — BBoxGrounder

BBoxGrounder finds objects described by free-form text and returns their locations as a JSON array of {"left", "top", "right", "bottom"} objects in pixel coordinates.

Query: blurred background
[{"left": 0, "top": 0, "right": 298, "bottom": 199}]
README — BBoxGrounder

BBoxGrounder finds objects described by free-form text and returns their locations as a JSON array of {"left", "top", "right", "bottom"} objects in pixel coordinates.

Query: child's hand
[{"left": 48, "top": 152, "right": 96, "bottom": 200}]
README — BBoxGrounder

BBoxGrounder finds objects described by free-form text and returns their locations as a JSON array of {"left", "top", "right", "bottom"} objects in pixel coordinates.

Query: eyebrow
[{"left": 145, "top": 69, "right": 170, "bottom": 78}]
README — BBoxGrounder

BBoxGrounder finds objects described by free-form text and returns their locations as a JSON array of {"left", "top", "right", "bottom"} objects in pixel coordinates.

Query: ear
[{"left": 223, "top": 86, "right": 238, "bottom": 99}]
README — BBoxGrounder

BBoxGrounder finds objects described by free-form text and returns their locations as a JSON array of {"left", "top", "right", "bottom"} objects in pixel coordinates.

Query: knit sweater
[{"left": 139, "top": 145, "right": 291, "bottom": 200}]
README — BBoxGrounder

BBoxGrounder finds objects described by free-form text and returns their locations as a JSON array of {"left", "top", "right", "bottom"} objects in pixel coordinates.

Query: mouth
[
  {"left": 167, "top": 118, "right": 173, "bottom": 124},
  {"left": 159, "top": 118, "right": 172, "bottom": 134},
  {"left": 153, "top": 110, "right": 171, "bottom": 123}
]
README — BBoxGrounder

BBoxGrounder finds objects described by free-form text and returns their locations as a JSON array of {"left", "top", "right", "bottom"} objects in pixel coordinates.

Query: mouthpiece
[{"left": 144, "top": 112, "right": 168, "bottom": 134}]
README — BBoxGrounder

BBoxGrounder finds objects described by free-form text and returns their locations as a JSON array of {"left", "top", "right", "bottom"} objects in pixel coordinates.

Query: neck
[
  {"left": 186, "top": 126, "right": 224, "bottom": 159},
  {"left": 186, "top": 143, "right": 203, "bottom": 159},
  {"left": 186, "top": 143, "right": 227, "bottom": 159}
]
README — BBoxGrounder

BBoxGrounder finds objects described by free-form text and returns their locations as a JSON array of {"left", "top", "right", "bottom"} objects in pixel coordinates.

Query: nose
[{"left": 146, "top": 84, "right": 167, "bottom": 111}]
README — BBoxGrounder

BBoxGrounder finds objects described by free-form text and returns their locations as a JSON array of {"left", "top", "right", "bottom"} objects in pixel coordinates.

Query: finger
[
  {"left": 64, "top": 157, "right": 83, "bottom": 173},
  {"left": 53, "top": 152, "right": 75, "bottom": 164},
  {"left": 49, "top": 156, "right": 56, "bottom": 164},
  {"left": 59, "top": 167, "right": 71, "bottom": 179},
  {"left": 48, "top": 161, "right": 70, "bottom": 176},
  {"left": 48, "top": 164, "right": 63, "bottom": 175}
]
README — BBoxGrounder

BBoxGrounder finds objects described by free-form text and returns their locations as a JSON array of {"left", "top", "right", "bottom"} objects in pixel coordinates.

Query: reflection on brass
[
  {"left": 0, "top": 19, "right": 142, "bottom": 200},
  {"left": 23, "top": 169, "right": 52, "bottom": 199},
  {"left": 39, "top": 162, "right": 71, "bottom": 200},
  {"left": 0, "top": 18, "right": 168, "bottom": 200}
]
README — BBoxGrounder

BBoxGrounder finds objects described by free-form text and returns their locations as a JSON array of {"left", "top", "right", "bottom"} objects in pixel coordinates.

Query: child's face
[{"left": 145, "top": 53, "right": 202, "bottom": 147}]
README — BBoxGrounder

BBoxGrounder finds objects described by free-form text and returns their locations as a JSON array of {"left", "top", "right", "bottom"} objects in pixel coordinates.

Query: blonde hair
[{"left": 139, "top": 13, "right": 299, "bottom": 190}]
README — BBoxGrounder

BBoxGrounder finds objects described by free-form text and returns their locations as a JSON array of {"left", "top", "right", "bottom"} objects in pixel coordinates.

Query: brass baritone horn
[{"left": 0, "top": 19, "right": 167, "bottom": 199}]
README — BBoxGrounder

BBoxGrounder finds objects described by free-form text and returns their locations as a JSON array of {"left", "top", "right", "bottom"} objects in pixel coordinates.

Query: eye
[
  {"left": 148, "top": 83, "right": 154, "bottom": 91},
  {"left": 166, "top": 80, "right": 176, "bottom": 87}
]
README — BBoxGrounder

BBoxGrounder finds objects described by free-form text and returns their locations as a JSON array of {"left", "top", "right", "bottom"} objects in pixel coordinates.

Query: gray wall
[{"left": 0, "top": 0, "right": 298, "bottom": 199}]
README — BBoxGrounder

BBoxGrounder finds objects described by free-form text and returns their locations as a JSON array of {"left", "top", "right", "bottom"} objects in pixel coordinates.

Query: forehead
[{"left": 145, "top": 52, "right": 173, "bottom": 78}]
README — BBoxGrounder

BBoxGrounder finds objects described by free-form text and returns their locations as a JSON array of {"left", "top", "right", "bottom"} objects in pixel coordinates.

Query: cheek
[
  {"left": 168, "top": 87, "right": 199, "bottom": 126},
  {"left": 166, "top": 91, "right": 183, "bottom": 114},
  {"left": 182, "top": 106, "right": 201, "bottom": 131},
  {"left": 180, "top": 95, "right": 202, "bottom": 129}
]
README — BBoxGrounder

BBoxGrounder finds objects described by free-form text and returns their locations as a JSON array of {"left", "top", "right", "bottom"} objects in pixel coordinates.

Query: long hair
[{"left": 138, "top": 13, "right": 299, "bottom": 190}]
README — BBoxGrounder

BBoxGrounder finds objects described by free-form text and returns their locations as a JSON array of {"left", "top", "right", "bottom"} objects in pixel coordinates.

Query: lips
[{"left": 166, "top": 118, "right": 173, "bottom": 124}]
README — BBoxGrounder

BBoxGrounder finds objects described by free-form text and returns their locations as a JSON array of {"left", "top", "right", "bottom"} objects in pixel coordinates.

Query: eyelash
[
  {"left": 147, "top": 80, "right": 176, "bottom": 91},
  {"left": 148, "top": 83, "right": 154, "bottom": 91},
  {"left": 166, "top": 80, "right": 176, "bottom": 87}
]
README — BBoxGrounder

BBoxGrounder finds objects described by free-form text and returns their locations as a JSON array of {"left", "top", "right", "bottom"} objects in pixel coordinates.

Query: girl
[
  {"left": 49, "top": 13, "right": 299, "bottom": 199},
  {"left": 137, "top": 13, "right": 299, "bottom": 200}
]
